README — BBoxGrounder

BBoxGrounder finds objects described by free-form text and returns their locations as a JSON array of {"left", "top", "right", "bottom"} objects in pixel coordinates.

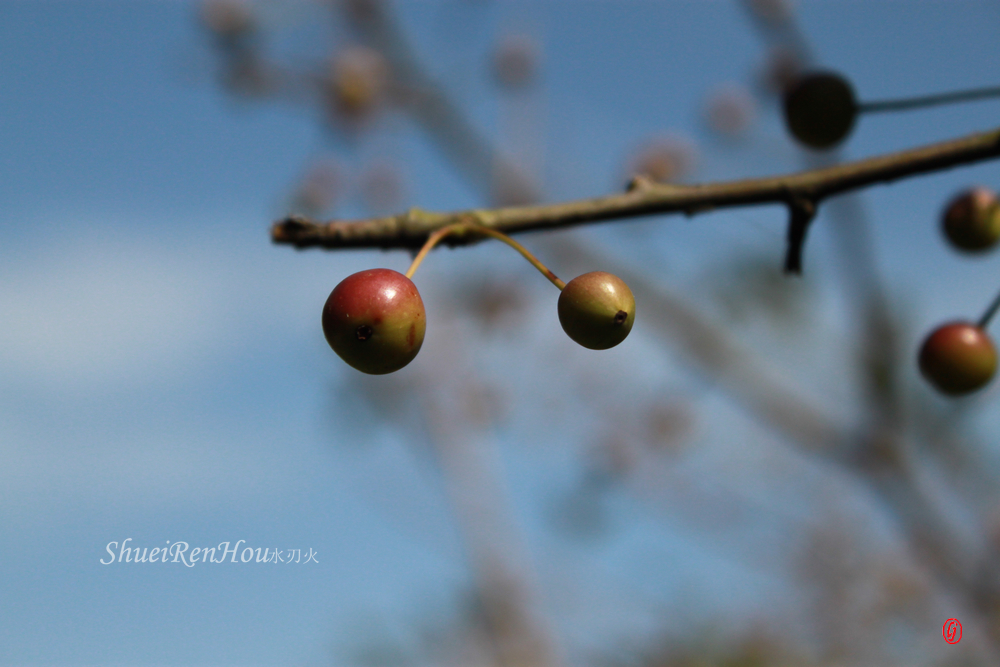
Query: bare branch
[{"left": 272, "top": 126, "right": 1000, "bottom": 250}]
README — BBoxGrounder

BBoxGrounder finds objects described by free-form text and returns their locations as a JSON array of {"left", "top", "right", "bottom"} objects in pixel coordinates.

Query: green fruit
[
  {"left": 783, "top": 71, "right": 857, "bottom": 150},
  {"left": 322, "top": 268, "right": 426, "bottom": 374},
  {"left": 558, "top": 271, "right": 635, "bottom": 350},
  {"left": 942, "top": 187, "right": 1000, "bottom": 252},
  {"left": 918, "top": 321, "right": 997, "bottom": 396}
]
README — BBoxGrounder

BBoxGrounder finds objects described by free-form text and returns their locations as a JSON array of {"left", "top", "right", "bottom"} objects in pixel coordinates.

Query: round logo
[{"left": 943, "top": 618, "right": 962, "bottom": 644}]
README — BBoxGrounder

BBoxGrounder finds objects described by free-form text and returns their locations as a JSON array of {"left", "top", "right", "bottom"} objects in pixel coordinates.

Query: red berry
[
  {"left": 941, "top": 187, "right": 1000, "bottom": 252},
  {"left": 918, "top": 321, "right": 997, "bottom": 396},
  {"left": 558, "top": 272, "right": 635, "bottom": 350},
  {"left": 322, "top": 269, "right": 426, "bottom": 374},
  {"left": 783, "top": 71, "right": 857, "bottom": 150}
]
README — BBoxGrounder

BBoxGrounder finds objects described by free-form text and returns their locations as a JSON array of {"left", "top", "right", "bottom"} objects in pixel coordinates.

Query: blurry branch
[
  {"left": 421, "top": 375, "right": 565, "bottom": 667},
  {"left": 340, "top": 0, "right": 540, "bottom": 204},
  {"left": 272, "top": 126, "right": 1000, "bottom": 253}
]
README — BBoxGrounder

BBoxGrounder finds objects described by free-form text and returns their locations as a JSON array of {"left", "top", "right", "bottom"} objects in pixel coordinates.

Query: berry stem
[
  {"left": 858, "top": 84, "right": 1000, "bottom": 114},
  {"left": 405, "top": 220, "right": 565, "bottom": 289},
  {"left": 977, "top": 286, "right": 1000, "bottom": 330}
]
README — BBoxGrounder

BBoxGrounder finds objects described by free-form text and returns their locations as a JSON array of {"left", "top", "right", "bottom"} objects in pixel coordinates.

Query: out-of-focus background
[{"left": 4, "top": 1, "right": 1000, "bottom": 665}]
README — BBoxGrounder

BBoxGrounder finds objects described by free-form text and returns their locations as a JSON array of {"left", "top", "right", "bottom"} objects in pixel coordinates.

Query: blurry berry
[
  {"left": 291, "top": 160, "right": 343, "bottom": 216},
  {"left": 918, "top": 321, "right": 997, "bottom": 396},
  {"left": 493, "top": 35, "right": 539, "bottom": 90},
  {"left": 783, "top": 71, "right": 857, "bottom": 150},
  {"left": 327, "top": 47, "right": 389, "bottom": 123},
  {"left": 745, "top": 0, "right": 795, "bottom": 25},
  {"left": 360, "top": 162, "right": 404, "bottom": 214},
  {"left": 627, "top": 135, "right": 697, "bottom": 184},
  {"left": 200, "top": 0, "right": 255, "bottom": 42},
  {"left": 704, "top": 83, "right": 756, "bottom": 138},
  {"left": 941, "top": 187, "right": 1000, "bottom": 252},
  {"left": 758, "top": 47, "right": 803, "bottom": 96}
]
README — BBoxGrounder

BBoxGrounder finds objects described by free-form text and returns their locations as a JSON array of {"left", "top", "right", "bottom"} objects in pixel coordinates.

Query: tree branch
[{"left": 272, "top": 125, "right": 1000, "bottom": 250}]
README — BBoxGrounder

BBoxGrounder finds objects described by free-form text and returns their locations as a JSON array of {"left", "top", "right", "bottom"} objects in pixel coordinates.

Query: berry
[
  {"left": 493, "top": 35, "right": 539, "bottom": 90},
  {"left": 942, "top": 187, "right": 1000, "bottom": 252},
  {"left": 783, "top": 71, "right": 857, "bottom": 150},
  {"left": 704, "top": 83, "right": 756, "bottom": 139},
  {"left": 628, "top": 135, "right": 697, "bottom": 184},
  {"left": 327, "top": 47, "right": 388, "bottom": 123},
  {"left": 200, "top": 0, "right": 255, "bottom": 42},
  {"left": 558, "top": 272, "right": 635, "bottom": 350},
  {"left": 759, "top": 47, "right": 803, "bottom": 96},
  {"left": 322, "top": 269, "right": 426, "bottom": 374},
  {"left": 918, "top": 321, "right": 997, "bottom": 396}
]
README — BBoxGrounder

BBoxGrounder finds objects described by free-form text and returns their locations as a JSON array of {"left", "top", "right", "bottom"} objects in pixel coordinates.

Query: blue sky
[{"left": 3, "top": 1, "right": 1000, "bottom": 665}]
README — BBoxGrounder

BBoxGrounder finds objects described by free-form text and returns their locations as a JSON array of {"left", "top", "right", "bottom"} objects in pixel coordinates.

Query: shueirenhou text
[{"left": 100, "top": 539, "right": 318, "bottom": 566}]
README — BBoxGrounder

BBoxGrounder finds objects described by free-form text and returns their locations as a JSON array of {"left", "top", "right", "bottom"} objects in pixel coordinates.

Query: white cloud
[
  {"left": 0, "top": 217, "right": 355, "bottom": 392},
  {"left": 0, "top": 235, "right": 235, "bottom": 389}
]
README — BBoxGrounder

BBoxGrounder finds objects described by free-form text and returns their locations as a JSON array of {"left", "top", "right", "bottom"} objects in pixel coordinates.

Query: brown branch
[{"left": 272, "top": 125, "right": 1000, "bottom": 250}]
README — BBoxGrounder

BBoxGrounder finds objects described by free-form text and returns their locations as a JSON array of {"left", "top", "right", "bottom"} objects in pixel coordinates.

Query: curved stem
[
  {"left": 405, "top": 220, "right": 565, "bottom": 290},
  {"left": 404, "top": 222, "right": 464, "bottom": 279},
  {"left": 859, "top": 84, "right": 1000, "bottom": 114},
  {"left": 977, "top": 285, "right": 1000, "bottom": 329}
]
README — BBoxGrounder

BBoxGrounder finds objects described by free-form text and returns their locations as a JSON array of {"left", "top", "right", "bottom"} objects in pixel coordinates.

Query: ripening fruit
[
  {"left": 941, "top": 187, "right": 1000, "bottom": 252},
  {"left": 628, "top": 135, "right": 697, "bottom": 184},
  {"left": 492, "top": 34, "right": 538, "bottom": 90},
  {"left": 918, "top": 321, "right": 997, "bottom": 396},
  {"left": 327, "top": 47, "right": 388, "bottom": 122},
  {"left": 704, "top": 82, "right": 756, "bottom": 139},
  {"left": 783, "top": 71, "right": 857, "bottom": 150},
  {"left": 558, "top": 272, "right": 635, "bottom": 350},
  {"left": 200, "top": 0, "right": 255, "bottom": 42},
  {"left": 322, "top": 269, "right": 426, "bottom": 374}
]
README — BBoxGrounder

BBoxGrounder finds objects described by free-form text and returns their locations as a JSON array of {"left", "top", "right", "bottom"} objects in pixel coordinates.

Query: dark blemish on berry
[
  {"left": 373, "top": 317, "right": 383, "bottom": 325},
  {"left": 356, "top": 325, "right": 374, "bottom": 341},
  {"left": 614, "top": 310, "right": 628, "bottom": 325},
  {"left": 407, "top": 323, "right": 416, "bottom": 347}
]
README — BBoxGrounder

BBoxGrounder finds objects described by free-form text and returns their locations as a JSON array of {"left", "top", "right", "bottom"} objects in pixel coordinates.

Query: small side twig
[{"left": 783, "top": 195, "right": 817, "bottom": 274}]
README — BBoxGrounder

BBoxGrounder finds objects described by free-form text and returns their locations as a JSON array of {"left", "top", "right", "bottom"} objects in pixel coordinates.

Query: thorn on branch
[{"left": 783, "top": 196, "right": 817, "bottom": 275}]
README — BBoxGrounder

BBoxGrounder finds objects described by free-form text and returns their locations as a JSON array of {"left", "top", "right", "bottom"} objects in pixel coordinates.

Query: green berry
[
  {"left": 558, "top": 271, "right": 635, "bottom": 350},
  {"left": 942, "top": 187, "right": 1000, "bottom": 252},
  {"left": 918, "top": 321, "right": 997, "bottom": 396},
  {"left": 322, "top": 268, "right": 426, "bottom": 374},
  {"left": 783, "top": 71, "right": 857, "bottom": 150}
]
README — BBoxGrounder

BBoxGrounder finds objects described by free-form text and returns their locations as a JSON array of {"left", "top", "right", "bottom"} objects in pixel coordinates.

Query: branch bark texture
[{"left": 273, "top": 126, "right": 1000, "bottom": 250}]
